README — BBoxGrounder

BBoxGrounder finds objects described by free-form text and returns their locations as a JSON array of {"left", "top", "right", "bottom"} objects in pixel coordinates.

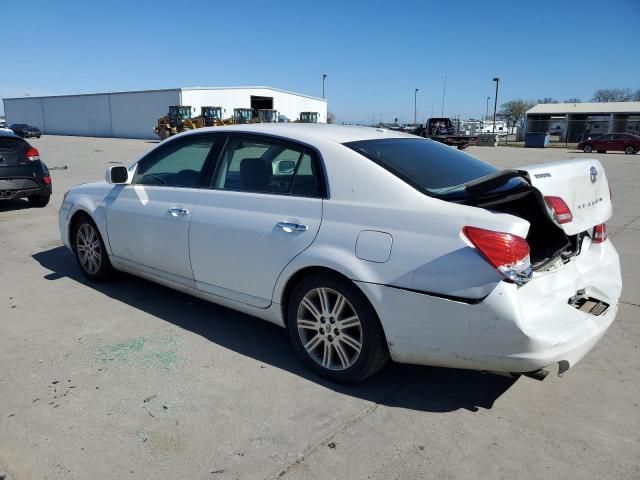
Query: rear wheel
[
  {"left": 73, "top": 217, "right": 114, "bottom": 281},
  {"left": 624, "top": 145, "right": 636, "bottom": 154},
  {"left": 28, "top": 194, "right": 50, "bottom": 208},
  {"left": 287, "top": 273, "right": 389, "bottom": 383},
  {"left": 582, "top": 144, "right": 593, "bottom": 153}
]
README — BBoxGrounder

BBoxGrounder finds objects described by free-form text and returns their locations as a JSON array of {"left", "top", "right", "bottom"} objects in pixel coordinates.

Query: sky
[{"left": 2, "top": 0, "right": 639, "bottom": 123}]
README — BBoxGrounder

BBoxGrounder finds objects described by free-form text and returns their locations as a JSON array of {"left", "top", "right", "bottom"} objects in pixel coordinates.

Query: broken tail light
[
  {"left": 462, "top": 226, "right": 532, "bottom": 285},
  {"left": 544, "top": 196, "right": 573, "bottom": 224},
  {"left": 592, "top": 224, "right": 607, "bottom": 243}
]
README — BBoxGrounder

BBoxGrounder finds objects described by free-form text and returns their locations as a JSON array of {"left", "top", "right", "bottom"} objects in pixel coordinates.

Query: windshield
[{"left": 345, "top": 138, "right": 498, "bottom": 195}]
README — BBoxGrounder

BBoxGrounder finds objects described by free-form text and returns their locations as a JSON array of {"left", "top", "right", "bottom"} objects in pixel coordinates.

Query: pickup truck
[{"left": 412, "top": 117, "right": 477, "bottom": 149}]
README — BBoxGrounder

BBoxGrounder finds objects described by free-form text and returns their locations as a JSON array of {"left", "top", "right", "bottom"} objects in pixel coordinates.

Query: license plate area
[{"left": 568, "top": 291, "right": 609, "bottom": 316}]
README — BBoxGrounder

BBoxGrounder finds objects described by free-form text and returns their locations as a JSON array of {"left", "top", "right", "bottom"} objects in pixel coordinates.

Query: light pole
[
  {"left": 485, "top": 96, "right": 490, "bottom": 127},
  {"left": 414, "top": 88, "right": 419, "bottom": 126},
  {"left": 441, "top": 75, "right": 447, "bottom": 117},
  {"left": 322, "top": 74, "right": 327, "bottom": 99},
  {"left": 492, "top": 77, "right": 500, "bottom": 134}
]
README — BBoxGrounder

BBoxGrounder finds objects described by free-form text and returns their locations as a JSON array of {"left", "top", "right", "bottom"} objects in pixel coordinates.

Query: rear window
[{"left": 345, "top": 138, "right": 497, "bottom": 195}]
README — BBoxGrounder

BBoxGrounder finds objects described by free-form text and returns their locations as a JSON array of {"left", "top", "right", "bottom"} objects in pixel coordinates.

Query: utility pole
[
  {"left": 441, "top": 75, "right": 447, "bottom": 117},
  {"left": 492, "top": 77, "right": 500, "bottom": 134},
  {"left": 414, "top": 88, "right": 419, "bottom": 126},
  {"left": 322, "top": 74, "right": 327, "bottom": 99}
]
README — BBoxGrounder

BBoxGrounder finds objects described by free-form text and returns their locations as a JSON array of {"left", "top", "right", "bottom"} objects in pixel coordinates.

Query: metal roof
[
  {"left": 3, "top": 86, "right": 326, "bottom": 102},
  {"left": 527, "top": 102, "right": 640, "bottom": 115}
]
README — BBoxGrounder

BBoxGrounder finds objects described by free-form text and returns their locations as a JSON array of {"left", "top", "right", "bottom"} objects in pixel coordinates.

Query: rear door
[
  {"left": 521, "top": 159, "right": 611, "bottom": 235},
  {"left": 188, "top": 134, "right": 324, "bottom": 307}
]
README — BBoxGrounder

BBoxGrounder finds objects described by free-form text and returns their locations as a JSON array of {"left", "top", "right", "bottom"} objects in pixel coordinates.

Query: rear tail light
[
  {"left": 25, "top": 147, "right": 40, "bottom": 162},
  {"left": 42, "top": 175, "right": 51, "bottom": 185},
  {"left": 592, "top": 224, "right": 607, "bottom": 243},
  {"left": 462, "top": 226, "right": 532, "bottom": 284},
  {"left": 544, "top": 196, "right": 573, "bottom": 224}
]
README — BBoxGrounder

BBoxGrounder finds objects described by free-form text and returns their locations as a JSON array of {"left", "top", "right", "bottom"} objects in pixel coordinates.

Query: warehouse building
[
  {"left": 2, "top": 86, "right": 328, "bottom": 139},
  {"left": 524, "top": 101, "right": 640, "bottom": 143}
]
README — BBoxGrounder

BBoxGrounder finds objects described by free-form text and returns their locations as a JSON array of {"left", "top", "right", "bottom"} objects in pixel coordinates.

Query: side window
[
  {"left": 213, "top": 136, "right": 321, "bottom": 196},
  {"left": 291, "top": 153, "right": 319, "bottom": 196},
  {"left": 133, "top": 136, "right": 217, "bottom": 188}
]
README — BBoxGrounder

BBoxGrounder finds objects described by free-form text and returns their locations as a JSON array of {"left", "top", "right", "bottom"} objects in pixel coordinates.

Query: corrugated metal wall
[{"left": 3, "top": 88, "right": 327, "bottom": 139}]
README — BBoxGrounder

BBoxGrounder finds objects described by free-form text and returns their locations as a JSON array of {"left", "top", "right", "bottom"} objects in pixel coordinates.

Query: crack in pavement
[
  {"left": 621, "top": 301, "right": 640, "bottom": 309},
  {"left": 269, "top": 368, "right": 427, "bottom": 480},
  {"left": 610, "top": 215, "right": 640, "bottom": 238}
]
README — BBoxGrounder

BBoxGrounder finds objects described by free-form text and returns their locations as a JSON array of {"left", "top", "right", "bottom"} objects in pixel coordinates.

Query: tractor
[
  {"left": 232, "top": 108, "right": 254, "bottom": 124},
  {"left": 296, "top": 112, "right": 319, "bottom": 123},
  {"left": 154, "top": 105, "right": 196, "bottom": 140},
  {"left": 258, "top": 109, "right": 279, "bottom": 123},
  {"left": 192, "top": 106, "right": 225, "bottom": 129}
]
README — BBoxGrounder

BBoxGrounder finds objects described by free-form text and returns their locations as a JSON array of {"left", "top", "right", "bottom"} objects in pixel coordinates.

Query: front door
[
  {"left": 189, "top": 134, "right": 325, "bottom": 307},
  {"left": 106, "top": 134, "right": 219, "bottom": 280}
]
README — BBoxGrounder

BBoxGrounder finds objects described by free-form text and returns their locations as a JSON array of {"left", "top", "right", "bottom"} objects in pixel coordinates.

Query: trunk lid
[
  {"left": 0, "top": 136, "right": 29, "bottom": 167},
  {"left": 520, "top": 159, "right": 611, "bottom": 235}
]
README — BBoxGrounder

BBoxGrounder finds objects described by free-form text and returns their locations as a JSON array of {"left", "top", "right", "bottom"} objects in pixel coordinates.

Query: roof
[
  {"left": 526, "top": 101, "right": 640, "bottom": 115},
  {"left": 180, "top": 123, "right": 413, "bottom": 144},
  {"left": 3, "top": 86, "right": 326, "bottom": 102}
]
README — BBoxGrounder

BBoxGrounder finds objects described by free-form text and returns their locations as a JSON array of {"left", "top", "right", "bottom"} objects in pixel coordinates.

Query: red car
[{"left": 578, "top": 133, "right": 640, "bottom": 154}]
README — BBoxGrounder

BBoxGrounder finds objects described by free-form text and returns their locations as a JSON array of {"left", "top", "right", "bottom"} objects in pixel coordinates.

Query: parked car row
[
  {"left": 0, "top": 122, "right": 42, "bottom": 138},
  {"left": 578, "top": 133, "right": 640, "bottom": 154},
  {"left": 57, "top": 124, "right": 622, "bottom": 383}
]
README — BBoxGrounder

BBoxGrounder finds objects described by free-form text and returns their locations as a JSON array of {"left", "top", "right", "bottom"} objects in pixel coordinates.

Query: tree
[
  {"left": 499, "top": 99, "right": 534, "bottom": 131},
  {"left": 327, "top": 111, "right": 336, "bottom": 124},
  {"left": 537, "top": 97, "right": 559, "bottom": 104},
  {"left": 564, "top": 97, "right": 581, "bottom": 103},
  {"left": 591, "top": 88, "right": 635, "bottom": 102}
]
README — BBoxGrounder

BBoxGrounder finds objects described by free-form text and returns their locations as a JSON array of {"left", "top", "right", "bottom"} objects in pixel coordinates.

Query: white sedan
[{"left": 59, "top": 124, "right": 622, "bottom": 383}]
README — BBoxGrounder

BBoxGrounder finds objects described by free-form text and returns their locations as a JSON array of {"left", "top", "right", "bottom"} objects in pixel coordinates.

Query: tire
[
  {"left": 286, "top": 273, "right": 389, "bottom": 383},
  {"left": 73, "top": 216, "right": 114, "bottom": 282},
  {"left": 159, "top": 129, "right": 169, "bottom": 141},
  {"left": 582, "top": 144, "right": 593, "bottom": 153},
  {"left": 624, "top": 145, "right": 636, "bottom": 154},
  {"left": 28, "top": 194, "right": 50, "bottom": 208}
]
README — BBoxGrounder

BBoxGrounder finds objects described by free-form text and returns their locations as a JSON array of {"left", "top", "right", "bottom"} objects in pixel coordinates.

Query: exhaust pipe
[{"left": 522, "top": 368, "right": 550, "bottom": 381}]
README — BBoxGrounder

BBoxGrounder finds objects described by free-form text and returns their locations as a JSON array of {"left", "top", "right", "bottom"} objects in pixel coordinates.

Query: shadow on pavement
[
  {"left": 0, "top": 198, "right": 31, "bottom": 212},
  {"left": 33, "top": 246, "right": 517, "bottom": 413}
]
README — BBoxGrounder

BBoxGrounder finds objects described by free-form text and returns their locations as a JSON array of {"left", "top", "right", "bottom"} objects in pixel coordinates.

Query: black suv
[
  {"left": 9, "top": 123, "right": 41, "bottom": 138},
  {"left": 0, "top": 131, "right": 51, "bottom": 207}
]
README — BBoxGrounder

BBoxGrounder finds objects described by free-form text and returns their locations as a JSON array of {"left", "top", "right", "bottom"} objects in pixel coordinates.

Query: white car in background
[
  {"left": 0, "top": 122, "right": 12, "bottom": 133},
  {"left": 59, "top": 124, "right": 621, "bottom": 383}
]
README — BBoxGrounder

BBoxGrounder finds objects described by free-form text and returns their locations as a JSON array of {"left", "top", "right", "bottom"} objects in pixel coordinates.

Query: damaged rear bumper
[{"left": 356, "top": 238, "right": 622, "bottom": 375}]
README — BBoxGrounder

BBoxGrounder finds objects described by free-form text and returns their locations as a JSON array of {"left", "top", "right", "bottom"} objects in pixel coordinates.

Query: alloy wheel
[
  {"left": 76, "top": 223, "right": 102, "bottom": 275},
  {"left": 296, "top": 287, "right": 363, "bottom": 371}
]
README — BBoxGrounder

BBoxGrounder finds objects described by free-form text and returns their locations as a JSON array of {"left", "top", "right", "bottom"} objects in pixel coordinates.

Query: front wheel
[
  {"left": 624, "top": 145, "right": 636, "bottom": 154},
  {"left": 583, "top": 144, "right": 593, "bottom": 153},
  {"left": 287, "top": 273, "right": 389, "bottom": 383},
  {"left": 74, "top": 217, "right": 114, "bottom": 281}
]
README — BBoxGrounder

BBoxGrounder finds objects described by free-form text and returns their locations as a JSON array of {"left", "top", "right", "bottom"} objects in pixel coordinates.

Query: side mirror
[
  {"left": 278, "top": 160, "right": 296, "bottom": 174},
  {"left": 106, "top": 165, "right": 129, "bottom": 184}
]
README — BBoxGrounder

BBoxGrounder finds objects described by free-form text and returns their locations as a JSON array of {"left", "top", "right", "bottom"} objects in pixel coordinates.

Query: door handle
[
  {"left": 277, "top": 222, "right": 308, "bottom": 233},
  {"left": 168, "top": 207, "right": 190, "bottom": 217}
]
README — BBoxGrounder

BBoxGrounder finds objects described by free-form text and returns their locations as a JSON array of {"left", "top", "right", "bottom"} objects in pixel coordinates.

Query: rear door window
[{"left": 212, "top": 135, "right": 322, "bottom": 197}]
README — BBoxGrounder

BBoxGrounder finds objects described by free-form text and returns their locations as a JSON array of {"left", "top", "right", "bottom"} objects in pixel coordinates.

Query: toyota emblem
[{"left": 590, "top": 166, "right": 598, "bottom": 184}]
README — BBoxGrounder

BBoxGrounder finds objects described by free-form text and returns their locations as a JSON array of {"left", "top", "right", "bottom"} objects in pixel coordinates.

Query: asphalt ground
[{"left": 1, "top": 135, "right": 638, "bottom": 479}]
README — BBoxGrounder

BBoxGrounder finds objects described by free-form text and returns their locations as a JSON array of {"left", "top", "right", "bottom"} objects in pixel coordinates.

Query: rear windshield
[{"left": 345, "top": 138, "right": 497, "bottom": 195}]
